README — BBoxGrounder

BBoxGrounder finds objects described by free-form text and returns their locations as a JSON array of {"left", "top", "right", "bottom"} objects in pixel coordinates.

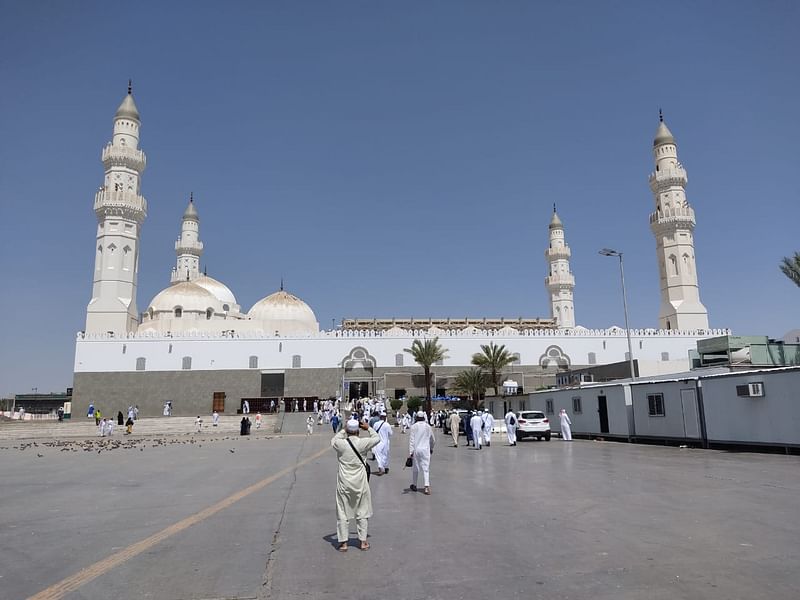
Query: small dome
[
  {"left": 115, "top": 92, "right": 140, "bottom": 121},
  {"left": 248, "top": 290, "right": 319, "bottom": 335},
  {"left": 148, "top": 281, "right": 219, "bottom": 313},
  {"left": 653, "top": 120, "right": 675, "bottom": 147},
  {"left": 549, "top": 211, "right": 563, "bottom": 230},
  {"left": 193, "top": 275, "right": 236, "bottom": 306},
  {"left": 183, "top": 199, "right": 199, "bottom": 221}
]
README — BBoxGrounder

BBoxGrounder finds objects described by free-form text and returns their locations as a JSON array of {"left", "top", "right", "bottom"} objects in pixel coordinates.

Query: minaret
[
  {"left": 649, "top": 112, "right": 709, "bottom": 330},
  {"left": 85, "top": 82, "right": 147, "bottom": 335},
  {"left": 545, "top": 205, "right": 576, "bottom": 328},
  {"left": 170, "top": 194, "right": 204, "bottom": 283}
]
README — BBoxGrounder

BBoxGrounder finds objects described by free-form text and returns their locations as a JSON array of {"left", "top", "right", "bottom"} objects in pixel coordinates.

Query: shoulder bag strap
[
  {"left": 346, "top": 437, "right": 367, "bottom": 470},
  {"left": 376, "top": 422, "right": 384, "bottom": 433}
]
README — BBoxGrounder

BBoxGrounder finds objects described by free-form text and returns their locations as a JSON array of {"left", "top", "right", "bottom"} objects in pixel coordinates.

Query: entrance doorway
[
  {"left": 212, "top": 392, "right": 225, "bottom": 413},
  {"left": 598, "top": 395, "right": 609, "bottom": 434},
  {"left": 349, "top": 381, "right": 370, "bottom": 400}
]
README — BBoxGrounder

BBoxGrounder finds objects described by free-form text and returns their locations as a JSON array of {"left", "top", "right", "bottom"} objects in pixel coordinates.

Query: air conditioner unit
[{"left": 736, "top": 382, "right": 764, "bottom": 397}]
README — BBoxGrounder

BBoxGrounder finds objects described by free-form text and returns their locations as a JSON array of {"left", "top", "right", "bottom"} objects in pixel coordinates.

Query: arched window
[
  {"left": 182, "top": 356, "right": 192, "bottom": 370},
  {"left": 122, "top": 344, "right": 127, "bottom": 354},
  {"left": 588, "top": 352, "right": 597, "bottom": 364},
  {"left": 249, "top": 355, "right": 258, "bottom": 368},
  {"left": 174, "top": 307, "right": 183, "bottom": 318},
  {"left": 292, "top": 355, "right": 302, "bottom": 368},
  {"left": 669, "top": 255, "right": 679, "bottom": 276},
  {"left": 136, "top": 357, "right": 146, "bottom": 371},
  {"left": 147, "top": 307, "right": 154, "bottom": 320},
  {"left": 206, "top": 308, "right": 213, "bottom": 320},
  {"left": 222, "top": 304, "right": 230, "bottom": 312},
  {"left": 395, "top": 353, "right": 404, "bottom": 367},
  {"left": 661, "top": 352, "right": 670, "bottom": 361}
]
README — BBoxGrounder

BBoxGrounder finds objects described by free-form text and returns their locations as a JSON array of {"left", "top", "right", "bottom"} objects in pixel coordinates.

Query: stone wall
[{"left": 72, "top": 370, "right": 261, "bottom": 418}]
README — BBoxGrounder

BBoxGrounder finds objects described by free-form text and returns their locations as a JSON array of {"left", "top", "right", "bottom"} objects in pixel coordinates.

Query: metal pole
[{"left": 618, "top": 254, "right": 636, "bottom": 379}]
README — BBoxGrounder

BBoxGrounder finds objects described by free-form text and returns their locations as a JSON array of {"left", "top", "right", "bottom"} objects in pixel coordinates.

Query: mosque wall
[
  {"left": 74, "top": 330, "right": 724, "bottom": 374},
  {"left": 72, "top": 369, "right": 261, "bottom": 418}
]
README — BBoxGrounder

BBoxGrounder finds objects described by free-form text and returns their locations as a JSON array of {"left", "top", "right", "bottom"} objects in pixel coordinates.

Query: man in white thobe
[
  {"left": 408, "top": 411, "right": 436, "bottom": 495},
  {"left": 470, "top": 411, "right": 484, "bottom": 450},
  {"left": 373, "top": 412, "right": 393, "bottom": 475},
  {"left": 332, "top": 419, "right": 380, "bottom": 551},
  {"left": 242, "top": 400, "right": 250, "bottom": 414},
  {"left": 505, "top": 409, "right": 518, "bottom": 446},
  {"left": 481, "top": 408, "right": 495, "bottom": 447},
  {"left": 212, "top": 411, "right": 219, "bottom": 427},
  {"left": 448, "top": 410, "right": 461, "bottom": 447},
  {"left": 559, "top": 408, "right": 573, "bottom": 441},
  {"left": 306, "top": 415, "right": 314, "bottom": 435}
]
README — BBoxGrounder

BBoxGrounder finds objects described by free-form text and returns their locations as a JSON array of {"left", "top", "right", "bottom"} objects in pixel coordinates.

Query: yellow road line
[{"left": 28, "top": 445, "right": 330, "bottom": 600}]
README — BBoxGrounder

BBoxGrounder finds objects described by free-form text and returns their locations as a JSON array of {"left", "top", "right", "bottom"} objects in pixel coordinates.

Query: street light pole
[{"left": 599, "top": 249, "right": 636, "bottom": 380}]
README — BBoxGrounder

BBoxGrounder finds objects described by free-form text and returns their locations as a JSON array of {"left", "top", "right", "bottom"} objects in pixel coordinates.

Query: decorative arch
[
  {"left": 539, "top": 345, "right": 571, "bottom": 369},
  {"left": 340, "top": 346, "right": 377, "bottom": 370}
]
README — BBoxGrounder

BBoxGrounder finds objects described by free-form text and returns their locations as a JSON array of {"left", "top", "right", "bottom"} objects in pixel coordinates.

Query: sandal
[
  {"left": 360, "top": 541, "right": 370, "bottom": 551},
  {"left": 338, "top": 543, "right": 348, "bottom": 552},
  {"left": 409, "top": 484, "right": 418, "bottom": 492},
  {"left": 423, "top": 486, "right": 431, "bottom": 495}
]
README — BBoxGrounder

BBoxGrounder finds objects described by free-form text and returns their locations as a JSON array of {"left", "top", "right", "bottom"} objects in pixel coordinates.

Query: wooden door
[{"left": 213, "top": 392, "right": 225, "bottom": 413}]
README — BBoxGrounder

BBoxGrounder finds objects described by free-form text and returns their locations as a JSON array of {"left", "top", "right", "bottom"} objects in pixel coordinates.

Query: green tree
[
  {"left": 406, "top": 396, "right": 423, "bottom": 414},
  {"left": 780, "top": 252, "right": 800, "bottom": 287},
  {"left": 452, "top": 368, "right": 489, "bottom": 409},
  {"left": 471, "top": 342, "right": 516, "bottom": 396},
  {"left": 404, "top": 338, "right": 448, "bottom": 414},
  {"left": 389, "top": 399, "right": 403, "bottom": 413}
]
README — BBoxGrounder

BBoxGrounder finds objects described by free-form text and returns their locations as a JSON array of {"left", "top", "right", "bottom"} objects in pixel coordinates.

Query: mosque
[{"left": 72, "top": 86, "right": 726, "bottom": 417}]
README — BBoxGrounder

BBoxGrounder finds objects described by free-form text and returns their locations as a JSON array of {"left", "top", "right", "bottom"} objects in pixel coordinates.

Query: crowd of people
[{"left": 332, "top": 398, "right": 576, "bottom": 551}]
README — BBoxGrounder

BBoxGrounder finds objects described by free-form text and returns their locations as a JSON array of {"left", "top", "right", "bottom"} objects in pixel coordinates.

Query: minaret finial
[
  {"left": 553, "top": 202, "right": 557, "bottom": 214},
  {"left": 189, "top": 191, "right": 193, "bottom": 203},
  {"left": 203, "top": 265, "right": 207, "bottom": 276},
  {"left": 659, "top": 108, "right": 663, "bottom": 122},
  {"left": 280, "top": 276, "right": 284, "bottom": 291},
  {"left": 128, "top": 79, "right": 132, "bottom": 95}
]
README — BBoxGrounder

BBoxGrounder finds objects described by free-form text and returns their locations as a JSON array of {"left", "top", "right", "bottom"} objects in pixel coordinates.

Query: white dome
[
  {"left": 148, "top": 281, "right": 220, "bottom": 314},
  {"left": 248, "top": 290, "right": 319, "bottom": 335},
  {"left": 193, "top": 275, "right": 237, "bottom": 307}
]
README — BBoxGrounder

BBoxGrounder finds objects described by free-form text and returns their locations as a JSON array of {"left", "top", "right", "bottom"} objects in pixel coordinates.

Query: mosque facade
[{"left": 73, "top": 88, "right": 722, "bottom": 417}]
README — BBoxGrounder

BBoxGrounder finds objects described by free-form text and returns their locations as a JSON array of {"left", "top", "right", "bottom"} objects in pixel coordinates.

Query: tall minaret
[
  {"left": 85, "top": 82, "right": 147, "bottom": 335},
  {"left": 545, "top": 205, "right": 576, "bottom": 328},
  {"left": 170, "top": 194, "right": 204, "bottom": 283},
  {"left": 649, "top": 112, "right": 709, "bottom": 330}
]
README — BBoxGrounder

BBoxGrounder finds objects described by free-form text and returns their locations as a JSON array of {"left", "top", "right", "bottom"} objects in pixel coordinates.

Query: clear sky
[{"left": 1, "top": 1, "right": 798, "bottom": 397}]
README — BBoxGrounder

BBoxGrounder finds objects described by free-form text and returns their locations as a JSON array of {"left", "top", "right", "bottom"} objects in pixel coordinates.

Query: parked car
[
  {"left": 516, "top": 411, "right": 551, "bottom": 441},
  {"left": 442, "top": 409, "right": 470, "bottom": 435}
]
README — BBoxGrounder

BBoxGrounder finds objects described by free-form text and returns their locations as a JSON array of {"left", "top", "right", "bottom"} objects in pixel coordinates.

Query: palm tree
[
  {"left": 780, "top": 252, "right": 800, "bottom": 287},
  {"left": 471, "top": 342, "right": 516, "bottom": 396},
  {"left": 404, "top": 337, "right": 448, "bottom": 414},
  {"left": 452, "top": 368, "right": 489, "bottom": 409}
]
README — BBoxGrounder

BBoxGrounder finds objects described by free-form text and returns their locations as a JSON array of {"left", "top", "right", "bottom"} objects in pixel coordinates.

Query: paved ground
[{"left": 1, "top": 415, "right": 799, "bottom": 599}]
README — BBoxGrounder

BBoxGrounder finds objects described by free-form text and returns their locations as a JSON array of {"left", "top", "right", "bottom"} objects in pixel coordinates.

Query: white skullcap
[
  {"left": 345, "top": 419, "right": 360, "bottom": 433},
  {"left": 416, "top": 411, "right": 426, "bottom": 419},
  {"left": 379, "top": 411, "right": 387, "bottom": 416}
]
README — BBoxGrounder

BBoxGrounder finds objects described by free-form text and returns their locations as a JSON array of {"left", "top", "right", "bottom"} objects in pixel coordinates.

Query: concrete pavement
[{"left": 1, "top": 422, "right": 799, "bottom": 599}]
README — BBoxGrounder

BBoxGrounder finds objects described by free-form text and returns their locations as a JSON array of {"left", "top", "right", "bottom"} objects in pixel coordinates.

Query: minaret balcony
[
  {"left": 648, "top": 165, "right": 687, "bottom": 192},
  {"left": 545, "top": 246, "right": 571, "bottom": 260},
  {"left": 94, "top": 189, "right": 147, "bottom": 218},
  {"left": 649, "top": 206, "right": 696, "bottom": 226},
  {"left": 102, "top": 144, "right": 146, "bottom": 172},
  {"left": 175, "top": 240, "right": 204, "bottom": 254},
  {"left": 545, "top": 273, "right": 575, "bottom": 288}
]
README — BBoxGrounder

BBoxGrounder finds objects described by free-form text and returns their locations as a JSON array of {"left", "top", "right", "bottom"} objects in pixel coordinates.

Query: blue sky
[{"left": 1, "top": 1, "right": 798, "bottom": 396}]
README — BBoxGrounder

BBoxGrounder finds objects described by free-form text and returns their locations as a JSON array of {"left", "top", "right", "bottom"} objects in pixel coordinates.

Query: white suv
[{"left": 516, "top": 411, "right": 551, "bottom": 441}]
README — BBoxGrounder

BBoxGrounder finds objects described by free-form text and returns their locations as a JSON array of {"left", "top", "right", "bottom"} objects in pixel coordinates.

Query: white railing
[{"left": 77, "top": 327, "right": 730, "bottom": 342}]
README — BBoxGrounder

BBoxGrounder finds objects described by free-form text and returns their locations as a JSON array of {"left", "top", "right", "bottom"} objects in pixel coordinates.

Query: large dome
[
  {"left": 248, "top": 290, "right": 319, "bottom": 336},
  {"left": 148, "top": 281, "right": 220, "bottom": 314},
  {"left": 193, "top": 275, "right": 237, "bottom": 307}
]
